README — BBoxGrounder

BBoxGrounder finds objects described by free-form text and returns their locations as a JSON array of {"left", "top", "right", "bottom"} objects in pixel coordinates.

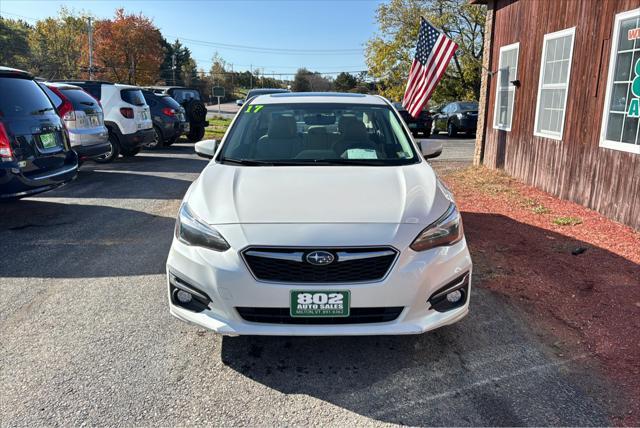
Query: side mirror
[
  {"left": 419, "top": 139, "right": 442, "bottom": 159},
  {"left": 195, "top": 139, "right": 217, "bottom": 159},
  {"left": 236, "top": 99, "right": 244, "bottom": 106}
]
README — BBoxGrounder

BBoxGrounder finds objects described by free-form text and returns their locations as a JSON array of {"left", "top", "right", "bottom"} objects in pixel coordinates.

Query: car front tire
[
  {"left": 187, "top": 126, "right": 205, "bottom": 143},
  {"left": 447, "top": 121, "right": 458, "bottom": 137},
  {"left": 145, "top": 126, "right": 163, "bottom": 149},
  {"left": 94, "top": 131, "right": 120, "bottom": 163}
]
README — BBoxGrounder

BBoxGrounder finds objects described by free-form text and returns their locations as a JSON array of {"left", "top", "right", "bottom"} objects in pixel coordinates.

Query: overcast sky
[{"left": 1, "top": 0, "right": 385, "bottom": 78}]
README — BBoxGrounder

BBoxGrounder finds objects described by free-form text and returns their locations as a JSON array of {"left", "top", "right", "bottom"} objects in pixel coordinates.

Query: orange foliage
[{"left": 93, "top": 9, "right": 163, "bottom": 85}]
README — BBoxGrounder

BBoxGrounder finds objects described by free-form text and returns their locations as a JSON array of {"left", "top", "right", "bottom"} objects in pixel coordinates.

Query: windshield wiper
[
  {"left": 300, "top": 158, "right": 386, "bottom": 166},
  {"left": 220, "top": 158, "right": 276, "bottom": 166},
  {"left": 31, "top": 107, "right": 54, "bottom": 114}
]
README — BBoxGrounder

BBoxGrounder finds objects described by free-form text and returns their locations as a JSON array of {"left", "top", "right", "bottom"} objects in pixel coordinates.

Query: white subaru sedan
[{"left": 166, "top": 93, "right": 472, "bottom": 336}]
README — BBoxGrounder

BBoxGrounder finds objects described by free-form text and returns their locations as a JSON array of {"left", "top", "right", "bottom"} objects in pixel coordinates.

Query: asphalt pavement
[{"left": 0, "top": 140, "right": 614, "bottom": 426}]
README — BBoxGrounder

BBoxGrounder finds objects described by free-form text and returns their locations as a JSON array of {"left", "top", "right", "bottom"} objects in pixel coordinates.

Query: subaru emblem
[{"left": 306, "top": 251, "right": 335, "bottom": 266}]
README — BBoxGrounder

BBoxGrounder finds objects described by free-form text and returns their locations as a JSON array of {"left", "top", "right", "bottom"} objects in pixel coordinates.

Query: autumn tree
[
  {"left": 0, "top": 18, "right": 33, "bottom": 70},
  {"left": 93, "top": 9, "right": 163, "bottom": 85},
  {"left": 366, "top": 0, "right": 485, "bottom": 103},
  {"left": 27, "top": 8, "right": 88, "bottom": 79}
]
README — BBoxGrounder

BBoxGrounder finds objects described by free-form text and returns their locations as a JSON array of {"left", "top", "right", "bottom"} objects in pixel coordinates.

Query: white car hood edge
[{"left": 187, "top": 163, "right": 451, "bottom": 226}]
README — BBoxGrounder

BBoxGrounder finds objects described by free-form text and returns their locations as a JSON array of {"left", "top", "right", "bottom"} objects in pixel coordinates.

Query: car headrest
[
  {"left": 268, "top": 115, "right": 297, "bottom": 139},
  {"left": 341, "top": 119, "right": 368, "bottom": 141},
  {"left": 307, "top": 126, "right": 327, "bottom": 135},
  {"left": 338, "top": 115, "right": 358, "bottom": 134}
]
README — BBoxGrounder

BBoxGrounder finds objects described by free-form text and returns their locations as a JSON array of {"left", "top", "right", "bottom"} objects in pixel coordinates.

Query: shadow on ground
[
  {"left": 0, "top": 200, "right": 175, "bottom": 278},
  {"left": 221, "top": 213, "right": 631, "bottom": 426}
]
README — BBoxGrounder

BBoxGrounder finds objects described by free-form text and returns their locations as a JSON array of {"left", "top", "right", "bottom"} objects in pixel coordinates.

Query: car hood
[{"left": 187, "top": 163, "right": 451, "bottom": 225}]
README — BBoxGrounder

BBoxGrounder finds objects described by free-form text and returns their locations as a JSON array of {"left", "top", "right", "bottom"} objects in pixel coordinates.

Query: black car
[
  {"left": 141, "top": 90, "right": 189, "bottom": 148},
  {"left": 431, "top": 101, "right": 479, "bottom": 137},
  {"left": 145, "top": 86, "right": 208, "bottom": 142},
  {"left": 0, "top": 67, "right": 78, "bottom": 199},
  {"left": 392, "top": 102, "right": 433, "bottom": 137}
]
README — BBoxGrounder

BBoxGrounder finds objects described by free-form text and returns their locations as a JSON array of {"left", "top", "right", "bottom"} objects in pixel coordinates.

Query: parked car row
[
  {"left": 392, "top": 101, "right": 479, "bottom": 138},
  {"left": 0, "top": 66, "right": 206, "bottom": 199}
]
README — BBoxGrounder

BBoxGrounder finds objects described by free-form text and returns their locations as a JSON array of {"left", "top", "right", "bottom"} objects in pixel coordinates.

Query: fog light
[
  {"left": 176, "top": 289, "right": 193, "bottom": 304},
  {"left": 446, "top": 290, "right": 462, "bottom": 303}
]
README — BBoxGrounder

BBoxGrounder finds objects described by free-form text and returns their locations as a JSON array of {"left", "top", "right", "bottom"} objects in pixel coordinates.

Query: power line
[{"left": 164, "top": 35, "right": 364, "bottom": 55}]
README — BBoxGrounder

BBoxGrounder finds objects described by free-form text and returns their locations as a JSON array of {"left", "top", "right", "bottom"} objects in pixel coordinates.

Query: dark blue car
[{"left": 0, "top": 67, "right": 78, "bottom": 199}]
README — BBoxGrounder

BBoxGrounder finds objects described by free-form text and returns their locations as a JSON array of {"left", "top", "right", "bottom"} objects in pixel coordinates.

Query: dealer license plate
[
  {"left": 39, "top": 133, "right": 58, "bottom": 149},
  {"left": 290, "top": 290, "right": 350, "bottom": 317}
]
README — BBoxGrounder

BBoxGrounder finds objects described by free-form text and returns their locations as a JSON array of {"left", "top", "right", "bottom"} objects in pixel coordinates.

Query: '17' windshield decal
[{"left": 245, "top": 105, "right": 264, "bottom": 113}]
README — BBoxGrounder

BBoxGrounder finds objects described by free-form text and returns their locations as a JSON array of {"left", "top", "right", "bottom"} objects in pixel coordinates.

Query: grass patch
[
  {"left": 532, "top": 205, "right": 551, "bottom": 215},
  {"left": 446, "top": 166, "right": 520, "bottom": 198},
  {"left": 552, "top": 216, "right": 582, "bottom": 226},
  {"left": 203, "top": 116, "right": 232, "bottom": 140}
]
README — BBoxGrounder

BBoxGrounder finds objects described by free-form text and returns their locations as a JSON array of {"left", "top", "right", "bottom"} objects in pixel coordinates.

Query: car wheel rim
[
  {"left": 98, "top": 142, "right": 113, "bottom": 160},
  {"left": 148, "top": 129, "right": 160, "bottom": 148}
]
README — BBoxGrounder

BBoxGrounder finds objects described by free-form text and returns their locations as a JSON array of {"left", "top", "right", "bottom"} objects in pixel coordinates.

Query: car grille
[
  {"left": 241, "top": 247, "right": 399, "bottom": 283},
  {"left": 236, "top": 307, "right": 404, "bottom": 324}
]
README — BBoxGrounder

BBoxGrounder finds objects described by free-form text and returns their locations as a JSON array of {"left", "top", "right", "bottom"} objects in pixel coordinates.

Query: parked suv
[
  {"left": 59, "top": 81, "right": 154, "bottom": 161},
  {"left": 393, "top": 102, "right": 433, "bottom": 137},
  {"left": 141, "top": 90, "right": 189, "bottom": 148},
  {"left": 146, "top": 86, "right": 208, "bottom": 142},
  {"left": 0, "top": 67, "right": 77, "bottom": 198},
  {"left": 39, "top": 82, "right": 110, "bottom": 161},
  {"left": 432, "top": 101, "right": 479, "bottom": 137}
]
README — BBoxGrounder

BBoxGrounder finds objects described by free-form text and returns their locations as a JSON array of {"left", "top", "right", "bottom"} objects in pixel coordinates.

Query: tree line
[
  {"left": 1, "top": 1, "right": 484, "bottom": 104},
  {"left": 0, "top": 7, "right": 373, "bottom": 101}
]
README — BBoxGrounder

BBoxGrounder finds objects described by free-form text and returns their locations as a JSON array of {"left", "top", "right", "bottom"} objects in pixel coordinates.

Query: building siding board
[{"left": 482, "top": 0, "right": 640, "bottom": 229}]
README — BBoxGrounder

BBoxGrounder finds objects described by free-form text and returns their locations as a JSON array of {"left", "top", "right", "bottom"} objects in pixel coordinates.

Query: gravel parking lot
[{"left": 0, "top": 140, "right": 617, "bottom": 426}]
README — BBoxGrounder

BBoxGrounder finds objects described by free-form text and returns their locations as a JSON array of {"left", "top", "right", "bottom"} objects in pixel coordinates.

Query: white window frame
[
  {"left": 493, "top": 42, "right": 520, "bottom": 131},
  {"left": 533, "top": 27, "right": 576, "bottom": 141},
  {"left": 599, "top": 7, "right": 640, "bottom": 154}
]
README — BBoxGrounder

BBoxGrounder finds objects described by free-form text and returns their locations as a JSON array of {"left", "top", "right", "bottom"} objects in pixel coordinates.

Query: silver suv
[{"left": 40, "top": 82, "right": 110, "bottom": 161}]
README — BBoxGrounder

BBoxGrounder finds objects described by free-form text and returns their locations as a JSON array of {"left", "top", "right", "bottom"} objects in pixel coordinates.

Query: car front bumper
[
  {"left": 166, "top": 223, "right": 472, "bottom": 336},
  {"left": 120, "top": 128, "right": 155, "bottom": 150}
]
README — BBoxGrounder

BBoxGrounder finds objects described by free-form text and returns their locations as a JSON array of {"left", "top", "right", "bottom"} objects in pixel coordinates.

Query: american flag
[{"left": 402, "top": 18, "right": 458, "bottom": 118}]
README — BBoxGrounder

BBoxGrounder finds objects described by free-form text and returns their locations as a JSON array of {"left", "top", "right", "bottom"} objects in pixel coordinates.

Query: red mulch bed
[{"left": 438, "top": 166, "right": 640, "bottom": 425}]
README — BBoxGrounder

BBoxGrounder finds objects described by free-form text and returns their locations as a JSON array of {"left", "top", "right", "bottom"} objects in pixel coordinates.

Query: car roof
[
  {"left": 249, "top": 92, "right": 388, "bottom": 105},
  {"left": 43, "top": 82, "right": 83, "bottom": 90},
  {"left": 0, "top": 66, "right": 33, "bottom": 79}
]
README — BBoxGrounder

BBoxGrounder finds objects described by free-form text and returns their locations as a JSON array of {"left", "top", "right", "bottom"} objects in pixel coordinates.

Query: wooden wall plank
[{"left": 483, "top": 0, "right": 640, "bottom": 229}]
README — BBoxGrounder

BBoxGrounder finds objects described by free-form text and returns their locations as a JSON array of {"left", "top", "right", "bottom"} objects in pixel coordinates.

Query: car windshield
[
  {"left": 61, "top": 88, "right": 99, "bottom": 109},
  {"left": 120, "top": 89, "right": 146, "bottom": 106},
  {"left": 160, "top": 95, "right": 182, "bottom": 109},
  {"left": 0, "top": 78, "right": 55, "bottom": 117},
  {"left": 458, "top": 102, "right": 478, "bottom": 110},
  {"left": 171, "top": 89, "right": 200, "bottom": 102},
  {"left": 218, "top": 102, "right": 419, "bottom": 166}
]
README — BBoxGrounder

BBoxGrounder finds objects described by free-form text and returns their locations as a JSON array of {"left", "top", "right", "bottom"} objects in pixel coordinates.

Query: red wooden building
[{"left": 472, "top": 0, "right": 640, "bottom": 229}]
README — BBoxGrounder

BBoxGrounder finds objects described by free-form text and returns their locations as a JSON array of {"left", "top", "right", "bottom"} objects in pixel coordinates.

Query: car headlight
[
  {"left": 175, "top": 203, "right": 230, "bottom": 251},
  {"left": 410, "top": 203, "right": 463, "bottom": 251}
]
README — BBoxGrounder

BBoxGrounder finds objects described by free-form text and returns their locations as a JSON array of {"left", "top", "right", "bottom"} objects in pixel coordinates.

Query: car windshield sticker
[
  {"left": 245, "top": 105, "right": 264, "bottom": 113},
  {"left": 628, "top": 59, "right": 640, "bottom": 118},
  {"left": 344, "top": 148, "right": 378, "bottom": 159}
]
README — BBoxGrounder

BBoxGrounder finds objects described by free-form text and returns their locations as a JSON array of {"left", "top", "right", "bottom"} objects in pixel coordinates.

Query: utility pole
[
  {"left": 250, "top": 64, "right": 253, "bottom": 89},
  {"left": 172, "top": 53, "right": 177, "bottom": 86},
  {"left": 88, "top": 17, "right": 93, "bottom": 80}
]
